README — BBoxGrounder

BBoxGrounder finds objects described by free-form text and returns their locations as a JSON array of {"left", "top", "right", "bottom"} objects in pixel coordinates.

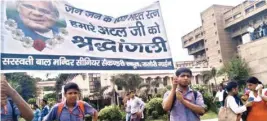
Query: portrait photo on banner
[{"left": 5, "top": 0, "right": 67, "bottom": 52}]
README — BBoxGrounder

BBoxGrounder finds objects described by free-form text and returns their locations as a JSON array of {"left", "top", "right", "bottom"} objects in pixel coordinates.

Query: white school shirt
[{"left": 226, "top": 95, "right": 247, "bottom": 114}]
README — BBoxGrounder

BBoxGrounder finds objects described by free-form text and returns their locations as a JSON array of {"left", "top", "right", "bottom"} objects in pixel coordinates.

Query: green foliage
[
  {"left": 160, "top": 114, "right": 168, "bottom": 121},
  {"left": 166, "top": 85, "right": 172, "bottom": 90},
  {"left": 158, "top": 88, "right": 168, "bottom": 97},
  {"left": 28, "top": 98, "right": 36, "bottom": 104},
  {"left": 111, "top": 74, "right": 143, "bottom": 91},
  {"left": 84, "top": 115, "right": 92, "bottom": 121},
  {"left": 218, "top": 58, "right": 250, "bottom": 86},
  {"left": 43, "top": 93, "right": 56, "bottom": 100},
  {"left": 43, "top": 87, "right": 55, "bottom": 91},
  {"left": 98, "top": 105, "right": 123, "bottom": 121},
  {"left": 192, "top": 86, "right": 217, "bottom": 113},
  {"left": 151, "top": 111, "right": 159, "bottom": 119},
  {"left": 191, "top": 85, "right": 208, "bottom": 93},
  {"left": 120, "top": 111, "right": 126, "bottom": 121},
  {"left": 48, "top": 98, "right": 56, "bottom": 107},
  {"left": 5, "top": 73, "right": 37, "bottom": 101},
  {"left": 146, "top": 98, "right": 167, "bottom": 119},
  {"left": 83, "top": 97, "right": 90, "bottom": 102},
  {"left": 203, "top": 92, "right": 218, "bottom": 113}
]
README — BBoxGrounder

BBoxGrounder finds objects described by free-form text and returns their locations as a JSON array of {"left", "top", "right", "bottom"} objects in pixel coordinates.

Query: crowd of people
[
  {"left": 1, "top": 68, "right": 267, "bottom": 121},
  {"left": 247, "top": 22, "right": 267, "bottom": 41},
  {"left": 161, "top": 68, "right": 267, "bottom": 121}
]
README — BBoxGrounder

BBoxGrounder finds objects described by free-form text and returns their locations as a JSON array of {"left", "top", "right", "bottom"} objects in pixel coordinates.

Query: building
[
  {"left": 36, "top": 81, "right": 56, "bottom": 104},
  {"left": 182, "top": 1, "right": 267, "bottom": 83}
]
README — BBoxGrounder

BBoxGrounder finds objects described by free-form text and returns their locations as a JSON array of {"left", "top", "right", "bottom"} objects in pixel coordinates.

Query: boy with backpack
[
  {"left": 162, "top": 68, "right": 205, "bottom": 121},
  {"left": 43, "top": 82, "right": 98, "bottom": 121}
]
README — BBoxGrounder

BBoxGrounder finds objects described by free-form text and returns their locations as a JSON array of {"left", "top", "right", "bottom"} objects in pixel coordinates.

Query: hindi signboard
[{"left": 1, "top": 0, "right": 174, "bottom": 73}]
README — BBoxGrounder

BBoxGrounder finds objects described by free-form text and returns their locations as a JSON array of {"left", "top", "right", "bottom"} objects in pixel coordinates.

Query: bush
[
  {"left": 160, "top": 114, "right": 168, "bottom": 121},
  {"left": 166, "top": 85, "right": 172, "bottom": 90},
  {"left": 151, "top": 111, "right": 159, "bottom": 119},
  {"left": 83, "top": 97, "right": 90, "bottom": 103},
  {"left": 120, "top": 111, "right": 126, "bottom": 121},
  {"left": 43, "top": 93, "right": 56, "bottom": 100},
  {"left": 203, "top": 92, "right": 218, "bottom": 113},
  {"left": 145, "top": 98, "right": 167, "bottom": 119},
  {"left": 28, "top": 98, "right": 36, "bottom": 104},
  {"left": 98, "top": 105, "right": 123, "bottom": 121}
]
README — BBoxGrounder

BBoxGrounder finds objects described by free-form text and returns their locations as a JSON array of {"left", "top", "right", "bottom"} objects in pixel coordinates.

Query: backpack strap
[
  {"left": 8, "top": 99, "right": 18, "bottom": 121},
  {"left": 57, "top": 102, "right": 65, "bottom": 118},
  {"left": 77, "top": 101, "right": 85, "bottom": 116},
  {"left": 193, "top": 91, "right": 198, "bottom": 101},
  {"left": 170, "top": 93, "right": 176, "bottom": 111},
  {"left": 57, "top": 101, "right": 85, "bottom": 119}
]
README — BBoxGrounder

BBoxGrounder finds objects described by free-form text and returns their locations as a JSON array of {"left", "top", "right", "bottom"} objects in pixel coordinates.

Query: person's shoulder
[
  {"left": 226, "top": 95, "right": 235, "bottom": 101},
  {"left": 194, "top": 90, "right": 202, "bottom": 96},
  {"left": 50, "top": 103, "right": 60, "bottom": 110}
]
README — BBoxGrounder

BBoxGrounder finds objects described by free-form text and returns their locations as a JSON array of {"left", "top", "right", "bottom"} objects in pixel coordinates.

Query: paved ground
[{"left": 201, "top": 118, "right": 218, "bottom": 121}]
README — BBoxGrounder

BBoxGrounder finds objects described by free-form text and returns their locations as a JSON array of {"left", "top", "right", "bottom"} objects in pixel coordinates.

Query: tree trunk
[
  {"left": 213, "top": 77, "right": 218, "bottom": 91},
  {"left": 97, "top": 99, "right": 99, "bottom": 111}
]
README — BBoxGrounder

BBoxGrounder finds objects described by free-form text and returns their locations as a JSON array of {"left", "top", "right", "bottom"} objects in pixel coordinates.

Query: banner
[{"left": 0, "top": 0, "right": 174, "bottom": 73}]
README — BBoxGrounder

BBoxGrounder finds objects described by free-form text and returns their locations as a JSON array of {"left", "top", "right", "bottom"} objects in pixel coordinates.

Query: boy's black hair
[
  {"left": 64, "top": 82, "right": 80, "bottom": 94},
  {"left": 175, "top": 67, "right": 192, "bottom": 77},
  {"left": 42, "top": 99, "right": 48, "bottom": 104}
]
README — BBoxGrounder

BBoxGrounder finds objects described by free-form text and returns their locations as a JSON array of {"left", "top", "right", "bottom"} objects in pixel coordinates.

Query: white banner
[{"left": 1, "top": 0, "right": 174, "bottom": 72}]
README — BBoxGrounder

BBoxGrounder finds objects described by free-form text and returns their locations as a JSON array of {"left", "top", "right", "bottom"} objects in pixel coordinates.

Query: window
[
  {"left": 218, "top": 50, "right": 221, "bottom": 54},
  {"left": 205, "top": 48, "right": 208, "bottom": 51},
  {"left": 212, "top": 13, "right": 214, "bottom": 17},
  {"left": 184, "top": 40, "right": 188, "bottom": 45},
  {"left": 219, "top": 59, "right": 222, "bottom": 63},
  {"left": 225, "top": 17, "right": 233, "bottom": 23},
  {"left": 202, "top": 19, "right": 204, "bottom": 23},
  {"left": 245, "top": 6, "right": 254, "bottom": 14},
  {"left": 189, "top": 37, "right": 193, "bottom": 41},
  {"left": 215, "top": 31, "right": 217, "bottom": 35},
  {"left": 205, "top": 39, "right": 207, "bottom": 42},
  {"left": 214, "top": 23, "right": 216, "bottom": 26},
  {"left": 233, "top": 13, "right": 242, "bottom": 19},
  {"left": 256, "top": 1, "right": 266, "bottom": 8},
  {"left": 216, "top": 41, "right": 219, "bottom": 44}
]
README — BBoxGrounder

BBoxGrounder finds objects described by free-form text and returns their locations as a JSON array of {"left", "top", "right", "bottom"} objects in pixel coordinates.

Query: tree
[
  {"left": 5, "top": 73, "right": 37, "bottom": 101},
  {"left": 28, "top": 98, "right": 36, "bottom": 105},
  {"left": 138, "top": 77, "right": 162, "bottom": 101},
  {"left": 218, "top": 58, "right": 250, "bottom": 87},
  {"left": 90, "top": 85, "right": 110, "bottom": 110},
  {"left": 43, "top": 93, "right": 57, "bottom": 100},
  {"left": 111, "top": 74, "right": 143, "bottom": 92},
  {"left": 202, "top": 67, "right": 218, "bottom": 92}
]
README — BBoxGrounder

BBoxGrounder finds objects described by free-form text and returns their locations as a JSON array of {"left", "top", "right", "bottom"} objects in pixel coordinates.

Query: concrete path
[{"left": 201, "top": 118, "right": 218, "bottom": 121}]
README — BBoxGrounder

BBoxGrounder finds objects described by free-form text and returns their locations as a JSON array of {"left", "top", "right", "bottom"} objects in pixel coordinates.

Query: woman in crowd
[
  {"left": 246, "top": 77, "right": 267, "bottom": 121},
  {"left": 32, "top": 104, "right": 41, "bottom": 121},
  {"left": 220, "top": 81, "right": 252, "bottom": 121}
]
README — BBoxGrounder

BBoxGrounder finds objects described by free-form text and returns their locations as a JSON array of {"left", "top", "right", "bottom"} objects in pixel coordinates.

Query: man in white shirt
[
  {"left": 123, "top": 93, "right": 131, "bottom": 121},
  {"left": 213, "top": 84, "right": 224, "bottom": 107},
  {"left": 247, "top": 24, "right": 255, "bottom": 40},
  {"left": 129, "top": 90, "right": 145, "bottom": 121}
]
